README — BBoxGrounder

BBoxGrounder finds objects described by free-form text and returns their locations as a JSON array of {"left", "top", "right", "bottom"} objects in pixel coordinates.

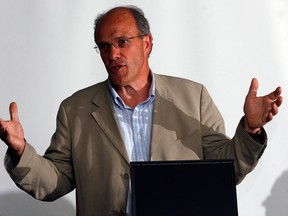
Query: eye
[
  {"left": 97, "top": 43, "right": 110, "bottom": 51},
  {"left": 117, "top": 38, "right": 130, "bottom": 48}
]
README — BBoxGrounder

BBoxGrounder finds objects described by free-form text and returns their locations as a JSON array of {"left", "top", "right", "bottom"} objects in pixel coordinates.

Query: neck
[{"left": 114, "top": 75, "right": 152, "bottom": 109}]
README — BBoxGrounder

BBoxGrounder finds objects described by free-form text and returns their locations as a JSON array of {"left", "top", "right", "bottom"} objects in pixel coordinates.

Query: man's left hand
[{"left": 243, "top": 78, "right": 283, "bottom": 134}]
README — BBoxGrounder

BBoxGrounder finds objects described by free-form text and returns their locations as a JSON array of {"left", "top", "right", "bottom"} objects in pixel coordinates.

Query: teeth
[{"left": 113, "top": 66, "right": 120, "bottom": 70}]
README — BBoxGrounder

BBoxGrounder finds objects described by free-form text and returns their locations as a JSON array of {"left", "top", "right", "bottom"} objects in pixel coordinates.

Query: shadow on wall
[
  {"left": 263, "top": 169, "right": 288, "bottom": 216},
  {"left": 0, "top": 192, "right": 75, "bottom": 216}
]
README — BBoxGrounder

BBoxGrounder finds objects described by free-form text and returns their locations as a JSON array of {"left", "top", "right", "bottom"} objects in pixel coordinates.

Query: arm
[
  {"left": 0, "top": 102, "right": 25, "bottom": 162},
  {"left": 1, "top": 102, "right": 75, "bottom": 201},
  {"left": 201, "top": 78, "right": 282, "bottom": 184}
]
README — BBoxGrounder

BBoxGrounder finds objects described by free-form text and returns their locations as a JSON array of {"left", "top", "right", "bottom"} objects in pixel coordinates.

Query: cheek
[
  {"left": 129, "top": 49, "right": 145, "bottom": 66},
  {"left": 100, "top": 55, "right": 110, "bottom": 68},
  {"left": 100, "top": 54, "right": 107, "bottom": 62}
]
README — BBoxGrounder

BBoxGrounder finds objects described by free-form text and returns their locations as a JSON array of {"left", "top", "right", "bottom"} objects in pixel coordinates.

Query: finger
[
  {"left": 275, "top": 96, "right": 283, "bottom": 107},
  {"left": 0, "top": 118, "right": 7, "bottom": 129},
  {"left": 9, "top": 102, "right": 19, "bottom": 122},
  {"left": 267, "top": 86, "right": 282, "bottom": 101},
  {"left": 247, "top": 78, "right": 258, "bottom": 98},
  {"left": 265, "top": 112, "right": 273, "bottom": 123},
  {"left": 0, "top": 120, "right": 7, "bottom": 138},
  {"left": 0, "top": 120, "right": 4, "bottom": 132},
  {"left": 270, "top": 103, "right": 279, "bottom": 115},
  {"left": 275, "top": 86, "right": 282, "bottom": 97}
]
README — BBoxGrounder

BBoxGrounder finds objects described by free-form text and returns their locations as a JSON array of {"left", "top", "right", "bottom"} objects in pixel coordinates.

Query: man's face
[{"left": 95, "top": 9, "right": 152, "bottom": 88}]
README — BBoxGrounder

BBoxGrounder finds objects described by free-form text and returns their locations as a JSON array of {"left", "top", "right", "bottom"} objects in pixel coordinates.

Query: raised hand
[
  {"left": 0, "top": 102, "right": 25, "bottom": 157},
  {"left": 243, "top": 78, "right": 283, "bottom": 134}
]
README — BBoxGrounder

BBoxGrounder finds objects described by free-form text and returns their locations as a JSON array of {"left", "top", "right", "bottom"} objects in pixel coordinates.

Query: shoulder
[
  {"left": 154, "top": 73, "right": 206, "bottom": 96},
  {"left": 61, "top": 80, "right": 108, "bottom": 105}
]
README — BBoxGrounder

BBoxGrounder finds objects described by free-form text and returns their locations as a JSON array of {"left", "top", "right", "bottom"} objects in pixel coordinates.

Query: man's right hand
[{"left": 0, "top": 102, "right": 25, "bottom": 157}]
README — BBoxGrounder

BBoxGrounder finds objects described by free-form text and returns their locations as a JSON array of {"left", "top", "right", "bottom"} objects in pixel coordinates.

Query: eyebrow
[{"left": 96, "top": 35, "right": 132, "bottom": 43}]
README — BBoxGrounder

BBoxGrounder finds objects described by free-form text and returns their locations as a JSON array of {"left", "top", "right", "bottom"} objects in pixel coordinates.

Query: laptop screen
[{"left": 130, "top": 160, "right": 238, "bottom": 216}]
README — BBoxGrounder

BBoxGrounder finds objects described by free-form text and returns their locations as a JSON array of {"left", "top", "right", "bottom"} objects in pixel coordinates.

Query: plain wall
[{"left": 1, "top": 1, "right": 288, "bottom": 215}]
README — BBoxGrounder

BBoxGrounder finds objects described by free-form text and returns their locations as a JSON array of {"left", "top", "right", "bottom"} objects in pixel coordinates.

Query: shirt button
[{"left": 124, "top": 173, "right": 130, "bottom": 180}]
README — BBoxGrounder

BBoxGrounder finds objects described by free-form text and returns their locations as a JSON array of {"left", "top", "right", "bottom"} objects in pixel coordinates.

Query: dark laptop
[{"left": 130, "top": 160, "right": 238, "bottom": 216}]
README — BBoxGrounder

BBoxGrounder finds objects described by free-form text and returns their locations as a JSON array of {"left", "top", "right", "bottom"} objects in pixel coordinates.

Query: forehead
[{"left": 96, "top": 8, "right": 139, "bottom": 40}]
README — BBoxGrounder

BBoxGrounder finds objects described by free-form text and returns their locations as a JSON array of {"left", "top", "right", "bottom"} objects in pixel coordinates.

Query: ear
[{"left": 143, "top": 34, "right": 153, "bottom": 56}]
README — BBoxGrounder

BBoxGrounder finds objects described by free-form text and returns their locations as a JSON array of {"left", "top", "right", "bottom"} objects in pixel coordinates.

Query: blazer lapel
[
  {"left": 150, "top": 102, "right": 165, "bottom": 159},
  {"left": 91, "top": 81, "right": 130, "bottom": 165},
  {"left": 150, "top": 75, "right": 167, "bottom": 159}
]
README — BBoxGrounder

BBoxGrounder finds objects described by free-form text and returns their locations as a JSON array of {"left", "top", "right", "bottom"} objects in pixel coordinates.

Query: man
[{"left": 0, "top": 5, "right": 283, "bottom": 216}]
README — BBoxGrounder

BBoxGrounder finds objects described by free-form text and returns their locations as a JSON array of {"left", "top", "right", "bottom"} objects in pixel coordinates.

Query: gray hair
[{"left": 93, "top": 5, "right": 152, "bottom": 43}]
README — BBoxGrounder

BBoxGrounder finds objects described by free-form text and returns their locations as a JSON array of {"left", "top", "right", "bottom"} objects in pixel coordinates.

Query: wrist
[
  {"left": 8, "top": 139, "right": 25, "bottom": 158},
  {"left": 242, "top": 116, "right": 261, "bottom": 135},
  {"left": 244, "top": 126, "right": 261, "bottom": 135}
]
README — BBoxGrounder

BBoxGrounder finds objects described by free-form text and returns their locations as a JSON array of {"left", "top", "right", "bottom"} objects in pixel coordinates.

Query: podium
[{"left": 130, "top": 160, "right": 238, "bottom": 216}]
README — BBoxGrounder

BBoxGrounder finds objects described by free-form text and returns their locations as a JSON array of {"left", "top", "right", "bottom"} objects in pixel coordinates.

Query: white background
[{"left": 0, "top": 1, "right": 288, "bottom": 215}]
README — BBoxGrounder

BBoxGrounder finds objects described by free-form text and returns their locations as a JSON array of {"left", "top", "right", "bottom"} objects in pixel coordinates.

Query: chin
[{"left": 109, "top": 77, "right": 125, "bottom": 87}]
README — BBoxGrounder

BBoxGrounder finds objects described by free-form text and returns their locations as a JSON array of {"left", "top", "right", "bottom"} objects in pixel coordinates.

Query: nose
[{"left": 108, "top": 44, "right": 121, "bottom": 60}]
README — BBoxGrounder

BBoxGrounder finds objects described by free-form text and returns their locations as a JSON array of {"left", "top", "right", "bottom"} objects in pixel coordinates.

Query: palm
[
  {"left": 0, "top": 102, "right": 25, "bottom": 155},
  {"left": 244, "top": 78, "right": 282, "bottom": 131}
]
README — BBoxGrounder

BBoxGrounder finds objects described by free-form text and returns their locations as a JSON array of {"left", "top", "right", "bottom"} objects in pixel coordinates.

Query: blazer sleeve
[
  {"left": 4, "top": 103, "right": 75, "bottom": 201},
  {"left": 200, "top": 85, "right": 267, "bottom": 184}
]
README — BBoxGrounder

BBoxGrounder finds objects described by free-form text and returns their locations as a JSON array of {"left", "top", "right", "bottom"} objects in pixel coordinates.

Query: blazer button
[
  {"left": 124, "top": 173, "right": 129, "bottom": 180},
  {"left": 119, "top": 209, "right": 126, "bottom": 216}
]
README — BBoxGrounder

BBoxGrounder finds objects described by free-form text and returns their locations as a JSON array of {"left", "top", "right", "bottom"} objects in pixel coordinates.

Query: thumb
[
  {"left": 9, "top": 102, "right": 20, "bottom": 122},
  {"left": 247, "top": 78, "right": 258, "bottom": 98}
]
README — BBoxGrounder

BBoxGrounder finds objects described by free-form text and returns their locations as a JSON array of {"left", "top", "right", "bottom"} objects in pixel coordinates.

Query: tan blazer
[{"left": 5, "top": 74, "right": 266, "bottom": 216}]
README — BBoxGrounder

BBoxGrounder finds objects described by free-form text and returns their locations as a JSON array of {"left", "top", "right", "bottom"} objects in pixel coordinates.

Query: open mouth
[
  {"left": 109, "top": 64, "right": 125, "bottom": 73},
  {"left": 112, "top": 65, "right": 122, "bottom": 71},
  {"left": 108, "top": 60, "right": 126, "bottom": 74}
]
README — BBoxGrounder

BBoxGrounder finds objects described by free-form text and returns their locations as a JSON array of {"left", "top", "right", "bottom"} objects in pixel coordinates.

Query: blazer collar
[{"left": 90, "top": 75, "right": 171, "bottom": 163}]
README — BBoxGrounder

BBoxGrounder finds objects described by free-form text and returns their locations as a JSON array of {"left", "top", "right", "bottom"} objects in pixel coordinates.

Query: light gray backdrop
[{"left": 1, "top": 1, "right": 288, "bottom": 215}]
